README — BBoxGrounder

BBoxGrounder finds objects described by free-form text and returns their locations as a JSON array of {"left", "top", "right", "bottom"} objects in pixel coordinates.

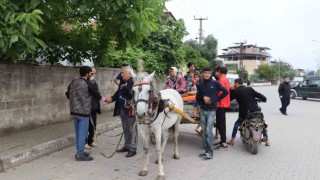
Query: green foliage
[
  {"left": 201, "top": 35, "right": 218, "bottom": 61},
  {"left": 254, "top": 64, "right": 277, "bottom": 80},
  {"left": 182, "top": 45, "right": 208, "bottom": 70},
  {"left": 1, "top": 0, "right": 168, "bottom": 64},
  {"left": 140, "top": 18, "right": 188, "bottom": 72},
  {"left": 103, "top": 18, "right": 187, "bottom": 77},
  {"left": 237, "top": 68, "right": 249, "bottom": 81},
  {"left": 211, "top": 60, "right": 223, "bottom": 70},
  {"left": 0, "top": 0, "right": 45, "bottom": 62},
  {"left": 183, "top": 34, "right": 218, "bottom": 70},
  {"left": 270, "top": 60, "right": 296, "bottom": 79}
]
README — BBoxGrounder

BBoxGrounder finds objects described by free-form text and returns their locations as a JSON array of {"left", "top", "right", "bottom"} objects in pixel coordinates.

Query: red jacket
[{"left": 216, "top": 75, "right": 230, "bottom": 108}]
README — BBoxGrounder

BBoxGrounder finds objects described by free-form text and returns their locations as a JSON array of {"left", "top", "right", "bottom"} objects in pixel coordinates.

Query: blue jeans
[
  {"left": 74, "top": 116, "right": 89, "bottom": 156},
  {"left": 232, "top": 117, "right": 269, "bottom": 138},
  {"left": 200, "top": 109, "right": 216, "bottom": 156},
  {"left": 232, "top": 117, "right": 244, "bottom": 138}
]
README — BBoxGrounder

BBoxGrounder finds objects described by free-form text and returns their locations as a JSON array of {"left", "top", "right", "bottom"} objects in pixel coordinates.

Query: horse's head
[{"left": 132, "top": 72, "right": 155, "bottom": 120}]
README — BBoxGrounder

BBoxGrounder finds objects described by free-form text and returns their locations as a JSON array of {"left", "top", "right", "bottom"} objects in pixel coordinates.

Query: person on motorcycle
[{"left": 227, "top": 78, "right": 270, "bottom": 146}]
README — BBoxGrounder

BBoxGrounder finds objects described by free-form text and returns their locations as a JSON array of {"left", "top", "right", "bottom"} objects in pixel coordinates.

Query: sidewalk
[{"left": 0, "top": 111, "right": 121, "bottom": 172}]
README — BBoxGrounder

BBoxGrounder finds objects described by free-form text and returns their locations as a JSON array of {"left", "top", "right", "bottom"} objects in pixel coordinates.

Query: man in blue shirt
[{"left": 196, "top": 67, "right": 228, "bottom": 159}]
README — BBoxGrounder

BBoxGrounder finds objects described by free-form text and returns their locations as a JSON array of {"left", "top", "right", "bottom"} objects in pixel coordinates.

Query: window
[
  {"left": 309, "top": 80, "right": 320, "bottom": 87},
  {"left": 300, "top": 81, "right": 307, "bottom": 87}
]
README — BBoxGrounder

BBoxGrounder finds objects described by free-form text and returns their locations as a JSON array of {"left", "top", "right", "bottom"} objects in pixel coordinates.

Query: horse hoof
[
  {"left": 139, "top": 170, "right": 148, "bottom": 176},
  {"left": 155, "top": 158, "right": 163, "bottom": 164},
  {"left": 173, "top": 154, "right": 180, "bottom": 159},
  {"left": 156, "top": 175, "right": 165, "bottom": 180}
]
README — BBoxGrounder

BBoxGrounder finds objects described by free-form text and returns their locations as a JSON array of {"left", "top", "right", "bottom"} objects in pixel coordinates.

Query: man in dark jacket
[
  {"left": 85, "top": 67, "right": 101, "bottom": 148},
  {"left": 106, "top": 66, "right": 137, "bottom": 157},
  {"left": 196, "top": 67, "right": 228, "bottom": 159},
  {"left": 66, "top": 66, "right": 106, "bottom": 161},
  {"left": 227, "top": 78, "right": 270, "bottom": 146},
  {"left": 278, "top": 77, "right": 291, "bottom": 115}
]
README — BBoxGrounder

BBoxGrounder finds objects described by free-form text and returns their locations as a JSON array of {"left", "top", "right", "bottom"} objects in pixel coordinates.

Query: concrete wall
[{"left": 0, "top": 64, "right": 121, "bottom": 136}]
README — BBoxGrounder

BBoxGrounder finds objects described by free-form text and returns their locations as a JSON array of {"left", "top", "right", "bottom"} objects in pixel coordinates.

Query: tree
[
  {"left": 271, "top": 60, "right": 296, "bottom": 79},
  {"left": 105, "top": 17, "right": 188, "bottom": 77},
  {"left": 200, "top": 35, "right": 218, "bottom": 62},
  {"left": 0, "top": 1, "right": 46, "bottom": 62},
  {"left": 237, "top": 68, "right": 249, "bottom": 81},
  {"left": 210, "top": 60, "right": 223, "bottom": 70},
  {"left": 140, "top": 18, "right": 188, "bottom": 76},
  {"left": 254, "top": 64, "right": 277, "bottom": 81},
  {"left": 183, "top": 34, "right": 218, "bottom": 70},
  {"left": 1, "top": 0, "right": 168, "bottom": 64},
  {"left": 182, "top": 46, "right": 209, "bottom": 71}
]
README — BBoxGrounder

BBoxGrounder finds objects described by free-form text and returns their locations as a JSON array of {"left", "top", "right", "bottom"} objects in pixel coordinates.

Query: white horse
[{"left": 132, "top": 72, "right": 183, "bottom": 180}]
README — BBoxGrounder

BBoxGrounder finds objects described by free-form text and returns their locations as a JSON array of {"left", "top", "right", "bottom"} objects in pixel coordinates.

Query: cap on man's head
[{"left": 79, "top": 66, "right": 92, "bottom": 77}]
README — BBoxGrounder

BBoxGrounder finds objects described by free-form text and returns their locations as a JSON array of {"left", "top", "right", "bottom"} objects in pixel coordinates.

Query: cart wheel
[{"left": 150, "top": 133, "right": 156, "bottom": 145}]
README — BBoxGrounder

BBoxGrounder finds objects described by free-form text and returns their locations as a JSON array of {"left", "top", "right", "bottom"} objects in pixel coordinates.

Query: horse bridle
[{"left": 133, "top": 82, "right": 159, "bottom": 124}]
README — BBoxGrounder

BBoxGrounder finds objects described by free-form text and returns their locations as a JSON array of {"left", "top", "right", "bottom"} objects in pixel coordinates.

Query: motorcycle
[{"left": 239, "top": 101, "right": 266, "bottom": 154}]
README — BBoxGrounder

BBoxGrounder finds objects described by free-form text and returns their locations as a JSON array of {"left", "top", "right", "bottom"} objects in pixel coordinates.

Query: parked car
[
  {"left": 227, "top": 73, "right": 239, "bottom": 111},
  {"left": 290, "top": 77, "right": 304, "bottom": 87},
  {"left": 290, "top": 76, "right": 320, "bottom": 99}
]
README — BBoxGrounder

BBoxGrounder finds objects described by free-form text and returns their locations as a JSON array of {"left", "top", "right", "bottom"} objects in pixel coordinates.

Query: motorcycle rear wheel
[{"left": 250, "top": 141, "right": 259, "bottom": 154}]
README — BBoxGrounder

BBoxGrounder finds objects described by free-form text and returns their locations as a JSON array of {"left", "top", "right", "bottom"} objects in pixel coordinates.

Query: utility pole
[
  {"left": 234, "top": 40, "right": 247, "bottom": 69},
  {"left": 194, "top": 16, "right": 208, "bottom": 45}
]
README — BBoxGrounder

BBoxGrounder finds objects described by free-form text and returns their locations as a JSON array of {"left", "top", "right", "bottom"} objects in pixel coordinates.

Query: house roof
[
  {"left": 222, "top": 44, "right": 271, "bottom": 51},
  {"left": 162, "top": 11, "right": 176, "bottom": 21}
]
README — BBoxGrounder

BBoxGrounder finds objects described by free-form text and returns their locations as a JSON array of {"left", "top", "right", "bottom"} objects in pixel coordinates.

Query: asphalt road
[{"left": 1, "top": 86, "right": 320, "bottom": 180}]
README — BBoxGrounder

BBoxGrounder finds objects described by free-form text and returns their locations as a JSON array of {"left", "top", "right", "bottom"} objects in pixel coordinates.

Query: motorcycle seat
[{"left": 247, "top": 111, "right": 264, "bottom": 119}]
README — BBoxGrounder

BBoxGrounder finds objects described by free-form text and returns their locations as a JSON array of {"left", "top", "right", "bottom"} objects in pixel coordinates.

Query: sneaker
[
  {"left": 90, "top": 142, "right": 98, "bottom": 147},
  {"left": 213, "top": 142, "right": 221, "bottom": 146},
  {"left": 198, "top": 152, "right": 207, "bottom": 157},
  {"left": 75, "top": 155, "right": 93, "bottom": 161},
  {"left": 202, "top": 153, "right": 213, "bottom": 159},
  {"left": 214, "top": 143, "right": 228, "bottom": 150},
  {"left": 85, "top": 144, "right": 92, "bottom": 149},
  {"left": 74, "top": 152, "right": 90, "bottom": 158}
]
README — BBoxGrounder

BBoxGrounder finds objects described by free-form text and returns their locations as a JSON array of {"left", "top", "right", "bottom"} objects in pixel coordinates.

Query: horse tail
[{"left": 168, "top": 125, "right": 175, "bottom": 141}]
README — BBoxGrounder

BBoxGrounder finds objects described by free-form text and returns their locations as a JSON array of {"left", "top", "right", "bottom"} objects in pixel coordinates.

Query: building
[{"left": 218, "top": 44, "right": 271, "bottom": 74}]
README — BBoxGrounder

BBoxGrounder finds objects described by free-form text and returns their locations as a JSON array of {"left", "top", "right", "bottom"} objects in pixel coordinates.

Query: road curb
[{"left": 0, "top": 120, "right": 121, "bottom": 172}]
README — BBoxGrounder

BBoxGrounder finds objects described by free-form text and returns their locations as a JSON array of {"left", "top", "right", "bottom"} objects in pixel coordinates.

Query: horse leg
[
  {"left": 155, "top": 129, "right": 169, "bottom": 164},
  {"left": 138, "top": 125, "right": 149, "bottom": 177},
  {"left": 155, "top": 128, "right": 165, "bottom": 180},
  {"left": 173, "top": 117, "right": 181, "bottom": 159}
]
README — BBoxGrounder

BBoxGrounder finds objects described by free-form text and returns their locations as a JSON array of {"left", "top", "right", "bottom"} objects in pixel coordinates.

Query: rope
[{"left": 89, "top": 117, "right": 123, "bottom": 159}]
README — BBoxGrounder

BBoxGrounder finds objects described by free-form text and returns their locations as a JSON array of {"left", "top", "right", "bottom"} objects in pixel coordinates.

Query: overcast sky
[{"left": 166, "top": 0, "right": 320, "bottom": 71}]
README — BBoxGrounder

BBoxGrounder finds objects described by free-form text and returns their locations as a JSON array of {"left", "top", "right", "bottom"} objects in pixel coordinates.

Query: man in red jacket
[{"left": 214, "top": 66, "right": 230, "bottom": 150}]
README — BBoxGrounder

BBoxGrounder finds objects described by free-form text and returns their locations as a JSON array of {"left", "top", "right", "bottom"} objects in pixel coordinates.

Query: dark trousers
[
  {"left": 216, "top": 108, "right": 227, "bottom": 143},
  {"left": 120, "top": 109, "right": 137, "bottom": 152},
  {"left": 280, "top": 97, "right": 290, "bottom": 113},
  {"left": 87, "top": 110, "right": 97, "bottom": 145}
]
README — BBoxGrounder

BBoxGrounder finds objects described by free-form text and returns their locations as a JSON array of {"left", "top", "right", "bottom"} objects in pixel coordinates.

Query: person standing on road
[
  {"left": 106, "top": 66, "right": 137, "bottom": 158},
  {"left": 85, "top": 67, "right": 101, "bottom": 149},
  {"left": 66, "top": 66, "right": 106, "bottom": 161},
  {"left": 196, "top": 67, "right": 228, "bottom": 159},
  {"left": 214, "top": 66, "right": 230, "bottom": 150},
  {"left": 227, "top": 78, "right": 270, "bottom": 146},
  {"left": 278, "top": 77, "right": 291, "bottom": 115}
]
